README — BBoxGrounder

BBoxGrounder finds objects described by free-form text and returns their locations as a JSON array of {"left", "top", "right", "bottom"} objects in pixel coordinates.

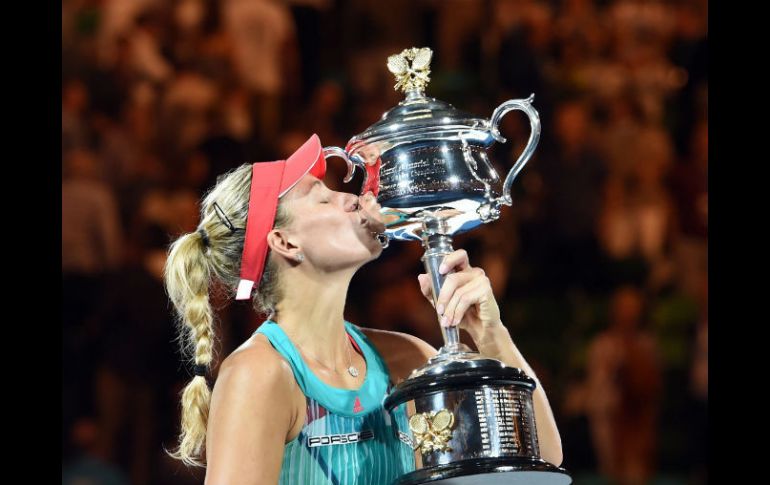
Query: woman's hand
[
  {"left": 418, "top": 250, "right": 564, "bottom": 466},
  {"left": 417, "top": 249, "right": 504, "bottom": 342}
]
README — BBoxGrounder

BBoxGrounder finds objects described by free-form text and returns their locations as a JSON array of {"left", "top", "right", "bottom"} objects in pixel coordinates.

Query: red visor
[{"left": 235, "top": 134, "right": 327, "bottom": 300}]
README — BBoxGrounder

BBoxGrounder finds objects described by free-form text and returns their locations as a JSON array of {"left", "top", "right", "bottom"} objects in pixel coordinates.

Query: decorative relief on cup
[{"left": 408, "top": 408, "right": 455, "bottom": 454}]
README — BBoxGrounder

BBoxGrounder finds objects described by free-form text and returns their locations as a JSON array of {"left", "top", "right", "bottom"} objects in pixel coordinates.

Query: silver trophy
[{"left": 324, "top": 48, "right": 571, "bottom": 485}]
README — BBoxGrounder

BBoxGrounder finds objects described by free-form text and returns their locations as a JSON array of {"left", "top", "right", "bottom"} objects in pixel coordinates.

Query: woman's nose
[
  {"left": 343, "top": 193, "right": 361, "bottom": 212},
  {"left": 360, "top": 192, "right": 379, "bottom": 210}
]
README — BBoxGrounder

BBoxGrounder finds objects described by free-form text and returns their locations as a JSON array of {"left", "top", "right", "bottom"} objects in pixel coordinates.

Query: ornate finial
[{"left": 387, "top": 47, "right": 433, "bottom": 95}]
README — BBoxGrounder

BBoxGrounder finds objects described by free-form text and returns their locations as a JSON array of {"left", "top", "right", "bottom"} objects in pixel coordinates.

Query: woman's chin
[
  {"left": 363, "top": 235, "right": 384, "bottom": 260},
  {"left": 370, "top": 243, "right": 384, "bottom": 259}
]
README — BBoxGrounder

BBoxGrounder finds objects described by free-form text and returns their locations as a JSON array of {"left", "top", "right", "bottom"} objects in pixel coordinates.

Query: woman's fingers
[
  {"left": 438, "top": 249, "right": 470, "bottom": 274},
  {"left": 442, "top": 276, "right": 491, "bottom": 327},
  {"left": 434, "top": 270, "right": 479, "bottom": 318},
  {"left": 417, "top": 273, "right": 434, "bottom": 307}
]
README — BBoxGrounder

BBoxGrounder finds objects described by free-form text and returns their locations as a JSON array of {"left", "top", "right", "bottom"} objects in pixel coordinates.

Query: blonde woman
[{"left": 165, "top": 134, "right": 563, "bottom": 484}]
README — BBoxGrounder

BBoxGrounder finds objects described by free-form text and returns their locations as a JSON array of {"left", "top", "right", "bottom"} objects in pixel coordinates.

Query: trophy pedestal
[
  {"left": 384, "top": 358, "right": 572, "bottom": 485},
  {"left": 395, "top": 457, "right": 571, "bottom": 485}
]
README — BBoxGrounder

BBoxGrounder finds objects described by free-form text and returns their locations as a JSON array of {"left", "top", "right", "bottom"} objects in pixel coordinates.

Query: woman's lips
[
  {"left": 357, "top": 197, "right": 386, "bottom": 234},
  {"left": 358, "top": 212, "right": 386, "bottom": 234},
  {"left": 358, "top": 209, "right": 385, "bottom": 233},
  {"left": 366, "top": 218, "right": 386, "bottom": 234}
]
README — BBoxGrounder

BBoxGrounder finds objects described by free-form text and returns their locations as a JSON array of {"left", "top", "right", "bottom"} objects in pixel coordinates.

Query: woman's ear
[{"left": 266, "top": 228, "right": 302, "bottom": 262}]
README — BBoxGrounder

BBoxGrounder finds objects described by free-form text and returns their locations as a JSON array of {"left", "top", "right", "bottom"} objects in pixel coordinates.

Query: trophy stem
[{"left": 420, "top": 214, "right": 473, "bottom": 357}]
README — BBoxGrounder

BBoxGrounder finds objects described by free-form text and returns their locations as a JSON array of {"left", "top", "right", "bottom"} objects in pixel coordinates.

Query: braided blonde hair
[{"left": 164, "top": 163, "right": 293, "bottom": 466}]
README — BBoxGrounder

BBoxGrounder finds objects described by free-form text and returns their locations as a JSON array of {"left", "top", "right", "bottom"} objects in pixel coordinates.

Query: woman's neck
[{"left": 272, "top": 267, "right": 355, "bottom": 365}]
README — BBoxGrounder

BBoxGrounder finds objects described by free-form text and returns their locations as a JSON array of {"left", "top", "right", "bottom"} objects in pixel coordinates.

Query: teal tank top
[{"left": 255, "top": 320, "right": 415, "bottom": 485}]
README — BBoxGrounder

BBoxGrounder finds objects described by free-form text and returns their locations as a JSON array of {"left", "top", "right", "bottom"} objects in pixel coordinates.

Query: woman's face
[{"left": 279, "top": 173, "right": 384, "bottom": 271}]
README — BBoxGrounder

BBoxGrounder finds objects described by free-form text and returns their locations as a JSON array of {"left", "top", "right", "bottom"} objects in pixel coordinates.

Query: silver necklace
[
  {"left": 347, "top": 340, "right": 360, "bottom": 377},
  {"left": 288, "top": 331, "right": 360, "bottom": 378}
]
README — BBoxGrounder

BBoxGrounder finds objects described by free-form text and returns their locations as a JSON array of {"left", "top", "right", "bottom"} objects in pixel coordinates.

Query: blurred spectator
[
  {"left": 287, "top": 0, "right": 332, "bottom": 103},
  {"left": 669, "top": 0, "right": 708, "bottom": 157},
  {"left": 495, "top": 0, "right": 552, "bottom": 104},
  {"left": 168, "top": 0, "right": 209, "bottom": 67},
  {"left": 177, "top": 150, "right": 212, "bottom": 196},
  {"left": 62, "top": 416, "right": 131, "bottom": 485},
  {"left": 63, "top": 147, "right": 124, "bottom": 456},
  {"left": 560, "top": 370, "right": 598, "bottom": 475},
  {"left": 599, "top": 93, "right": 645, "bottom": 181},
  {"left": 670, "top": 118, "right": 708, "bottom": 299},
  {"left": 434, "top": 0, "right": 484, "bottom": 72},
  {"left": 586, "top": 286, "right": 662, "bottom": 485},
  {"left": 167, "top": 187, "right": 202, "bottom": 234},
  {"left": 158, "top": 68, "right": 220, "bottom": 161},
  {"left": 92, "top": 111, "right": 142, "bottom": 190},
  {"left": 687, "top": 275, "right": 707, "bottom": 484},
  {"left": 196, "top": 116, "right": 253, "bottom": 196},
  {"left": 62, "top": 148, "right": 123, "bottom": 277},
  {"left": 303, "top": 78, "right": 349, "bottom": 148},
  {"left": 127, "top": 9, "right": 174, "bottom": 84},
  {"left": 597, "top": 126, "right": 676, "bottom": 291},
  {"left": 93, "top": 223, "right": 178, "bottom": 485},
  {"left": 369, "top": 273, "right": 444, "bottom": 348},
  {"left": 219, "top": 85, "right": 256, "bottom": 142},
  {"left": 62, "top": 78, "right": 92, "bottom": 151},
  {"left": 536, "top": 99, "right": 607, "bottom": 290},
  {"left": 596, "top": 175, "right": 648, "bottom": 287},
  {"left": 690, "top": 277, "right": 707, "bottom": 401},
  {"left": 112, "top": 80, "right": 161, "bottom": 163},
  {"left": 221, "top": 0, "right": 300, "bottom": 139},
  {"left": 475, "top": 220, "right": 519, "bottom": 300},
  {"left": 96, "top": 0, "right": 156, "bottom": 67},
  {"left": 554, "top": 0, "right": 604, "bottom": 59}
]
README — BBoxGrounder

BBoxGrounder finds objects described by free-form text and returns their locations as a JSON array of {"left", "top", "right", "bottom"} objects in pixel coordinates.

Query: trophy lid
[{"left": 345, "top": 47, "right": 494, "bottom": 154}]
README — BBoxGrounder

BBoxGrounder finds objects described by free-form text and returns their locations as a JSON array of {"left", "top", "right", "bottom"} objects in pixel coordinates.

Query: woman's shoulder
[
  {"left": 216, "top": 333, "right": 297, "bottom": 394},
  {"left": 357, "top": 327, "right": 437, "bottom": 383},
  {"left": 205, "top": 334, "right": 304, "bottom": 478}
]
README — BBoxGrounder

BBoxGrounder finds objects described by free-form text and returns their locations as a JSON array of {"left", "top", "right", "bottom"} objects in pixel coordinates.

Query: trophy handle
[
  {"left": 489, "top": 94, "right": 541, "bottom": 207},
  {"left": 322, "top": 146, "right": 363, "bottom": 184}
]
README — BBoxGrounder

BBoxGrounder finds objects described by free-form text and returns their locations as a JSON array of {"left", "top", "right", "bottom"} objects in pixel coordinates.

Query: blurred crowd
[{"left": 62, "top": 1, "right": 707, "bottom": 484}]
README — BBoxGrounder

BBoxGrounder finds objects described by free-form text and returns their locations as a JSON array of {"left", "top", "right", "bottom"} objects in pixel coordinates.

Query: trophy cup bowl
[
  {"left": 323, "top": 48, "right": 571, "bottom": 485},
  {"left": 323, "top": 47, "right": 541, "bottom": 242}
]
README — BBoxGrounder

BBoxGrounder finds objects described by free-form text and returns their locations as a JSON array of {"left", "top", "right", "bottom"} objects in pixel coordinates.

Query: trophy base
[
  {"left": 385, "top": 360, "right": 572, "bottom": 485},
  {"left": 393, "top": 457, "right": 572, "bottom": 485}
]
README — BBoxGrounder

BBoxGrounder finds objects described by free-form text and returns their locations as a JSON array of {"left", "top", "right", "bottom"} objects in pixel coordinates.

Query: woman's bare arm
[
  {"left": 471, "top": 325, "right": 564, "bottom": 466},
  {"left": 204, "top": 342, "right": 299, "bottom": 485}
]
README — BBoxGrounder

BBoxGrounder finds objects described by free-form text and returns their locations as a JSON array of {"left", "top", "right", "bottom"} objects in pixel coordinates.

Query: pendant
[{"left": 348, "top": 366, "right": 359, "bottom": 377}]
